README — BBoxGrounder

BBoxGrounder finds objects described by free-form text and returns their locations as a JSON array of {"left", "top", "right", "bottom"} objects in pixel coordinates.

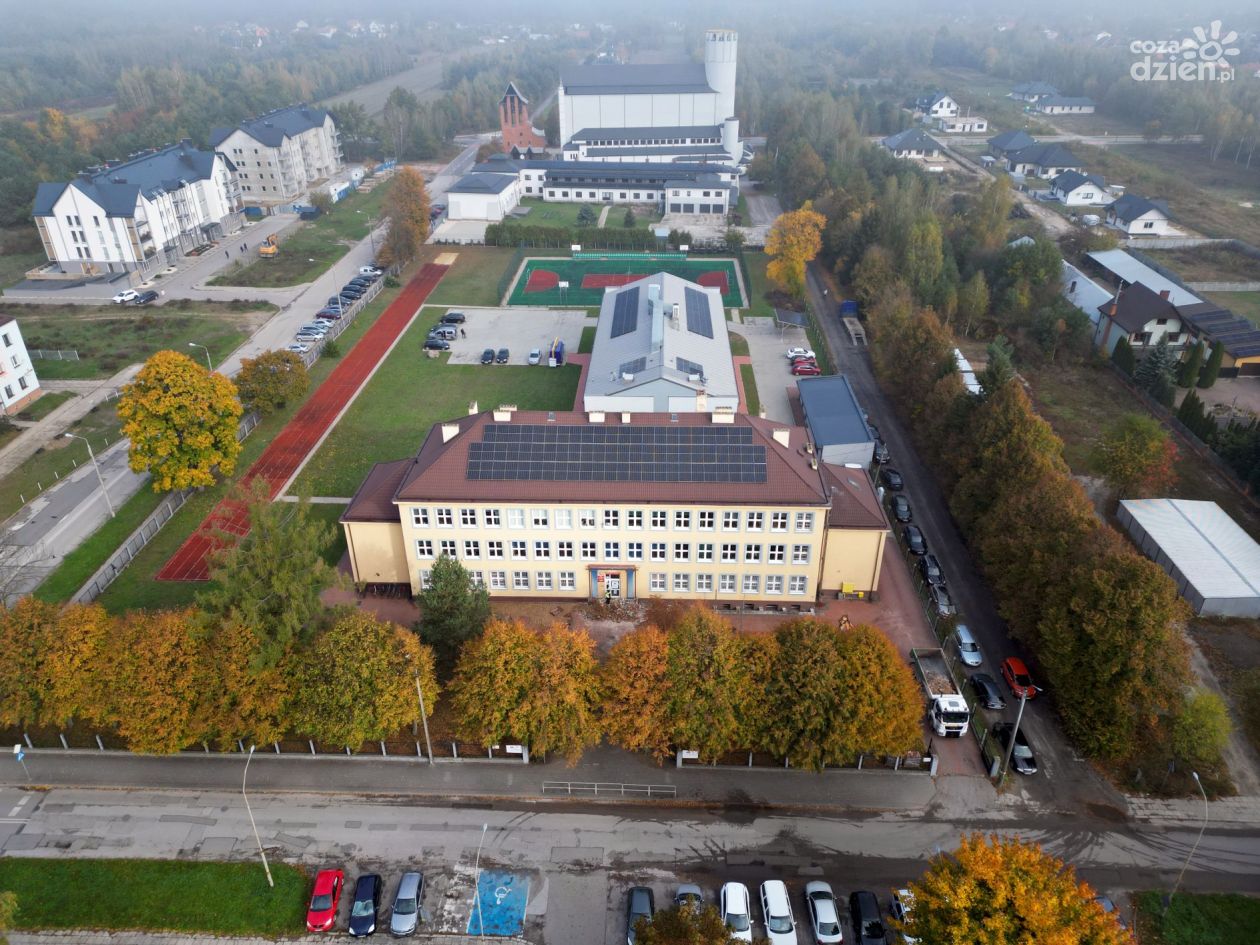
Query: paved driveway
[
  {"left": 735, "top": 317, "right": 804, "bottom": 423},
  {"left": 435, "top": 306, "right": 593, "bottom": 367}
]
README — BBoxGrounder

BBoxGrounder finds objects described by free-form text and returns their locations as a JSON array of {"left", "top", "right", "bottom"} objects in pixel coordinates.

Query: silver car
[
  {"left": 804, "top": 881, "right": 843, "bottom": 944},
  {"left": 389, "top": 872, "right": 424, "bottom": 936}
]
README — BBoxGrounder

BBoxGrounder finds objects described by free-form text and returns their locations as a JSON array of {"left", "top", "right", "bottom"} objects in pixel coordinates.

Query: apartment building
[
  {"left": 342, "top": 407, "right": 888, "bottom": 603},
  {"left": 210, "top": 104, "right": 342, "bottom": 203},
  {"left": 0, "top": 319, "right": 42, "bottom": 415}
]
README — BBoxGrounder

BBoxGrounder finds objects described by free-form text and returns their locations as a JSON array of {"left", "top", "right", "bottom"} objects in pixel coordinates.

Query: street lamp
[
  {"left": 998, "top": 683, "right": 1042, "bottom": 782},
  {"left": 414, "top": 671, "right": 434, "bottom": 764},
  {"left": 242, "top": 745, "right": 275, "bottom": 888},
  {"left": 472, "top": 823, "right": 488, "bottom": 940},
  {"left": 1167, "top": 770, "right": 1209, "bottom": 908},
  {"left": 62, "top": 433, "right": 115, "bottom": 518},
  {"left": 187, "top": 342, "right": 213, "bottom": 372}
]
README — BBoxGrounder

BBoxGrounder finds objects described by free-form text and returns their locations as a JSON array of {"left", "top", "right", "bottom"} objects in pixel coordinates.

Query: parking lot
[
  {"left": 738, "top": 317, "right": 811, "bottom": 423},
  {"left": 424, "top": 305, "right": 592, "bottom": 367}
]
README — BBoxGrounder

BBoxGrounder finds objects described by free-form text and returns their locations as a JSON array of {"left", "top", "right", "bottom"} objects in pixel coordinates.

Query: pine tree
[
  {"left": 1198, "top": 341, "right": 1225, "bottom": 388},
  {"left": 622, "top": 207, "right": 636, "bottom": 228},
  {"left": 1134, "top": 337, "right": 1177, "bottom": 396},
  {"left": 1111, "top": 336, "right": 1135, "bottom": 375},
  {"left": 417, "top": 555, "right": 491, "bottom": 679},
  {"left": 576, "top": 204, "right": 596, "bottom": 227},
  {"left": 1178, "top": 339, "right": 1205, "bottom": 388},
  {"left": 1177, "top": 389, "right": 1215, "bottom": 442}
]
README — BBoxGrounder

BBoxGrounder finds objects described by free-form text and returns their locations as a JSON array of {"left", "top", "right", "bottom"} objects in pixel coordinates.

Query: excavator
[{"left": 258, "top": 233, "right": 279, "bottom": 258}]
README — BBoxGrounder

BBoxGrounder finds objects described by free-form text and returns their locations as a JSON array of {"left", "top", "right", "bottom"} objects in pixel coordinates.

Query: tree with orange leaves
[
  {"left": 1091, "top": 413, "right": 1179, "bottom": 499},
  {"left": 376, "top": 167, "right": 430, "bottom": 267},
  {"left": 899, "top": 833, "right": 1130, "bottom": 945},
  {"left": 601, "top": 625, "right": 672, "bottom": 759},
  {"left": 765, "top": 202, "right": 826, "bottom": 299}
]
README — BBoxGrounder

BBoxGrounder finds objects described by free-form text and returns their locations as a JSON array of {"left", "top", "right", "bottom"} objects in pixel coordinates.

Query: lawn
[
  {"left": 1155, "top": 246, "right": 1260, "bottom": 284},
  {"left": 209, "top": 181, "right": 396, "bottom": 288},
  {"left": 508, "top": 256, "right": 743, "bottom": 307},
  {"left": 21, "top": 307, "right": 257, "bottom": 379},
  {"left": 743, "top": 251, "right": 776, "bottom": 318},
  {"left": 1208, "top": 291, "right": 1260, "bottom": 327},
  {"left": 518, "top": 198, "right": 594, "bottom": 228},
  {"left": 1136, "top": 891, "right": 1260, "bottom": 945},
  {"left": 0, "top": 249, "right": 43, "bottom": 289},
  {"left": 426, "top": 245, "right": 519, "bottom": 308},
  {"left": 292, "top": 313, "right": 582, "bottom": 496},
  {"left": 18, "top": 390, "right": 75, "bottom": 420},
  {"left": 578, "top": 325, "right": 596, "bottom": 354},
  {"left": 0, "top": 857, "right": 308, "bottom": 935},
  {"left": 728, "top": 331, "right": 749, "bottom": 357},
  {"left": 740, "top": 362, "right": 760, "bottom": 416}
]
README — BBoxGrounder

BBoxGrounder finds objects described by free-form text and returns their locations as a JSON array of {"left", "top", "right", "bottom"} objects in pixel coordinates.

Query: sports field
[{"left": 506, "top": 255, "right": 744, "bottom": 308}]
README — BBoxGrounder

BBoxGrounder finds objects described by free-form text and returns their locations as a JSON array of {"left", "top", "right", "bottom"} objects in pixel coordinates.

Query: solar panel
[
  {"left": 467, "top": 424, "right": 767, "bottom": 483},
  {"left": 610, "top": 287, "right": 640, "bottom": 338},
  {"left": 676, "top": 357, "right": 705, "bottom": 379},
  {"left": 684, "top": 287, "right": 713, "bottom": 338},
  {"left": 618, "top": 357, "right": 647, "bottom": 376}
]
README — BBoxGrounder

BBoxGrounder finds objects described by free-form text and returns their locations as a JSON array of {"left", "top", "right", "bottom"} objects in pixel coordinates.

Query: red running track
[{"left": 156, "top": 263, "right": 449, "bottom": 582}]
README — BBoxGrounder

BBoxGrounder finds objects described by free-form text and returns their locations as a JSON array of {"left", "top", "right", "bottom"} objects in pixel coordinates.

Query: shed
[
  {"left": 796, "top": 375, "right": 874, "bottom": 466},
  {"left": 1117, "top": 498, "right": 1260, "bottom": 617}
]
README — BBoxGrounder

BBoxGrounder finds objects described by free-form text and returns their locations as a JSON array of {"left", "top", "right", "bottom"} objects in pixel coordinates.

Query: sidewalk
[{"left": 9, "top": 934, "right": 527, "bottom": 945}]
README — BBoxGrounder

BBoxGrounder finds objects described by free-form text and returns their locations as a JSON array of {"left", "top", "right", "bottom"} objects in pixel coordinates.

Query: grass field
[
  {"left": 1154, "top": 245, "right": 1260, "bottom": 284},
  {"left": 0, "top": 249, "right": 43, "bottom": 289},
  {"left": 517, "top": 198, "right": 663, "bottom": 230},
  {"left": 1136, "top": 891, "right": 1260, "bottom": 945},
  {"left": 507, "top": 255, "right": 743, "bottom": 308},
  {"left": 1209, "top": 291, "right": 1260, "bottom": 326},
  {"left": 739, "top": 363, "right": 760, "bottom": 416},
  {"left": 18, "top": 390, "right": 75, "bottom": 420},
  {"left": 0, "top": 857, "right": 308, "bottom": 935},
  {"left": 578, "top": 325, "right": 596, "bottom": 353},
  {"left": 743, "top": 252, "right": 777, "bottom": 318},
  {"left": 292, "top": 311, "right": 582, "bottom": 497},
  {"left": 426, "top": 246, "right": 518, "bottom": 307},
  {"left": 209, "top": 181, "right": 395, "bottom": 288}
]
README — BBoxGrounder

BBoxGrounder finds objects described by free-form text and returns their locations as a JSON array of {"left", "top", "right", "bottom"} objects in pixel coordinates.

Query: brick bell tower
[{"left": 499, "top": 81, "right": 546, "bottom": 154}]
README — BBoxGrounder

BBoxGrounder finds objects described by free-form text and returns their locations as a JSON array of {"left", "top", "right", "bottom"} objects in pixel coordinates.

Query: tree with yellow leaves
[
  {"left": 765, "top": 202, "right": 826, "bottom": 300},
  {"left": 200, "top": 620, "right": 292, "bottom": 749},
  {"left": 41, "top": 603, "right": 113, "bottom": 729},
  {"left": 601, "top": 625, "right": 672, "bottom": 760},
  {"left": 0, "top": 597, "right": 64, "bottom": 728},
  {"left": 376, "top": 167, "right": 430, "bottom": 267},
  {"left": 118, "top": 350, "right": 243, "bottom": 492},
  {"left": 665, "top": 607, "right": 756, "bottom": 762},
  {"left": 450, "top": 618, "right": 537, "bottom": 749},
  {"left": 898, "top": 834, "right": 1130, "bottom": 945}
]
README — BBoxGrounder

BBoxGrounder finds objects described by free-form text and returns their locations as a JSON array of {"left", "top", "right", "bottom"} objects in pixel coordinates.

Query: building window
[
  {"left": 513, "top": 571, "right": 530, "bottom": 590},
  {"left": 696, "top": 573, "right": 713, "bottom": 592},
  {"left": 558, "top": 540, "right": 574, "bottom": 559},
  {"left": 628, "top": 541, "right": 643, "bottom": 560},
  {"left": 511, "top": 540, "right": 528, "bottom": 559},
  {"left": 490, "top": 571, "right": 507, "bottom": 590},
  {"left": 673, "top": 543, "right": 690, "bottom": 562},
  {"left": 766, "top": 575, "right": 784, "bottom": 594},
  {"left": 488, "top": 540, "right": 504, "bottom": 559},
  {"left": 673, "top": 573, "right": 690, "bottom": 592},
  {"left": 720, "top": 543, "right": 738, "bottom": 563},
  {"left": 411, "top": 507, "right": 429, "bottom": 527},
  {"left": 436, "top": 539, "right": 455, "bottom": 558},
  {"left": 698, "top": 511, "right": 715, "bottom": 531},
  {"left": 555, "top": 508, "right": 572, "bottom": 529},
  {"left": 697, "top": 543, "right": 714, "bottom": 562},
  {"left": 651, "top": 510, "right": 667, "bottom": 529},
  {"left": 415, "top": 539, "right": 434, "bottom": 559},
  {"left": 485, "top": 509, "right": 501, "bottom": 527},
  {"left": 536, "top": 572, "right": 553, "bottom": 591},
  {"left": 719, "top": 573, "right": 736, "bottom": 593},
  {"left": 722, "top": 511, "right": 740, "bottom": 531},
  {"left": 534, "top": 540, "right": 551, "bottom": 559},
  {"left": 464, "top": 540, "right": 481, "bottom": 558},
  {"left": 745, "top": 544, "right": 762, "bottom": 563},
  {"left": 768, "top": 544, "right": 786, "bottom": 563},
  {"left": 603, "top": 509, "right": 619, "bottom": 528},
  {"left": 459, "top": 508, "right": 476, "bottom": 527},
  {"left": 674, "top": 510, "right": 691, "bottom": 530},
  {"left": 436, "top": 508, "right": 453, "bottom": 527},
  {"left": 559, "top": 571, "right": 576, "bottom": 591},
  {"left": 469, "top": 570, "right": 484, "bottom": 587},
  {"left": 650, "top": 542, "right": 667, "bottom": 562},
  {"left": 795, "top": 512, "right": 815, "bottom": 532},
  {"left": 419, "top": 570, "right": 433, "bottom": 590},
  {"left": 532, "top": 509, "right": 549, "bottom": 528},
  {"left": 579, "top": 509, "right": 596, "bottom": 528},
  {"left": 792, "top": 544, "right": 811, "bottom": 564},
  {"left": 771, "top": 512, "right": 788, "bottom": 532},
  {"left": 746, "top": 511, "right": 764, "bottom": 532},
  {"left": 650, "top": 572, "right": 667, "bottom": 592},
  {"left": 508, "top": 508, "right": 525, "bottom": 529},
  {"left": 604, "top": 541, "right": 620, "bottom": 560},
  {"left": 580, "top": 541, "right": 597, "bottom": 560},
  {"left": 743, "top": 574, "right": 760, "bottom": 594},
  {"left": 789, "top": 576, "right": 808, "bottom": 595},
  {"left": 627, "top": 510, "right": 643, "bottom": 529}
]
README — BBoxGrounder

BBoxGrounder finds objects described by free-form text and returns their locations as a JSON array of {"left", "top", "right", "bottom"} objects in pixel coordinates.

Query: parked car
[
  {"left": 301, "top": 321, "right": 332, "bottom": 332},
  {"left": 336, "top": 293, "right": 360, "bottom": 305},
  {"left": 295, "top": 334, "right": 326, "bottom": 344},
  {"left": 803, "top": 881, "right": 843, "bottom": 945},
  {"left": 481, "top": 348, "right": 495, "bottom": 365},
  {"left": 359, "top": 266, "right": 383, "bottom": 277},
  {"left": 339, "top": 286, "right": 365, "bottom": 299},
  {"left": 786, "top": 347, "right": 816, "bottom": 360},
  {"left": 919, "top": 554, "right": 943, "bottom": 586},
  {"left": 327, "top": 297, "right": 348, "bottom": 310},
  {"left": 760, "top": 880, "right": 797, "bottom": 945},
  {"left": 993, "top": 722, "right": 1038, "bottom": 775},
  {"left": 133, "top": 290, "right": 160, "bottom": 305},
  {"left": 674, "top": 884, "right": 703, "bottom": 914},
  {"left": 791, "top": 361, "right": 822, "bottom": 376},
  {"left": 881, "top": 468, "right": 904, "bottom": 491},
  {"left": 849, "top": 891, "right": 886, "bottom": 945},
  {"left": 429, "top": 325, "right": 457, "bottom": 341},
  {"left": 423, "top": 338, "right": 450, "bottom": 351},
  {"left": 928, "top": 583, "right": 956, "bottom": 617},
  {"left": 874, "top": 438, "right": 891, "bottom": 464},
  {"left": 889, "top": 888, "right": 918, "bottom": 944},
  {"left": 1000, "top": 657, "right": 1037, "bottom": 700},
  {"left": 891, "top": 494, "right": 912, "bottom": 523},
  {"left": 112, "top": 289, "right": 139, "bottom": 304},
  {"left": 969, "top": 673, "right": 1006, "bottom": 711},
  {"left": 789, "top": 357, "right": 817, "bottom": 369},
  {"left": 626, "top": 886, "right": 655, "bottom": 945},
  {"left": 440, "top": 311, "right": 466, "bottom": 324},
  {"left": 528, "top": 348, "right": 543, "bottom": 365},
  {"left": 286, "top": 343, "right": 311, "bottom": 354},
  {"left": 720, "top": 882, "right": 754, "bottom": 943},
  {"left": 306, "top": 869, "right": 344, "bottom": 932},
  {"left": 316, "top": 307, "right": 344, "bottom": 319},
  {"left": 349, "top": 873, "right": 382, "bottom": 937},
  {"left": 496, "top": 347, "right": 510, "bottom": 364},
  {"left": 902, "top": 524, "right": 926, "bottom": 556},
  {"left": 348, "top": 276, "right": 374, "bottom": 287},
  {"left": 389, "top": 871, "right": 424, "bottom": 937},
  {"left": 1093, "top": 895, "right": 1128, "bottom": 932},
  {"left": 954, "top": 624, "right": 982, "bottom": 667}
]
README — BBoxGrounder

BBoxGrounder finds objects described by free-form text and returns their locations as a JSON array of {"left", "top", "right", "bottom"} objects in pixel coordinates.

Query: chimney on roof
[
  {"left": 588, "top": 411, "right": 606, "bottom": 423},
  {"left": 695, "top": 390, "right": 708, "bottom": 412},
  {"left": 468, "top": 400, "right": 478, "bottom": 415},
  {"left": 493, "top": 404, "right": 516, "bottom": 421},
  {"left": 441, "top": 423, "right": 461, "bottom": 443},
  {"left": 621, "top": 412, "right": 632, "bottom": 424},
  {"left": 1159, "top": 289, "right": 1170, "bottom": 300},
  {"left": 772, "top": 429, "right": 791, "bottom": 448},
  {"left": 711, "top": 408, "right": 735, "bottom": 424}
]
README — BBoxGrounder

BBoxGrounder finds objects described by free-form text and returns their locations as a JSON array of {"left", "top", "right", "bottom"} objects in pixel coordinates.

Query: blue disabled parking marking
[{"left": 467, "top": 870, "right": 529, "bottom": 936}]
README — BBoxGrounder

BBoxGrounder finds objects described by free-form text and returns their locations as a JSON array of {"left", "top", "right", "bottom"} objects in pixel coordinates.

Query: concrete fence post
[
  {"left": 522, "top": 745, "right": 530, "bottom": 764},
  {"left": 95, "top": 735, "right": 104, "bottom": 750},
  {"left": 59, "top": 734, "right": 68, "bottom": 749},
  {"left": 309, "top": 740, "right": 316, "bottom": 755},
  {"left": 380, "top": 741, "right": 387, "bottom": 756}
]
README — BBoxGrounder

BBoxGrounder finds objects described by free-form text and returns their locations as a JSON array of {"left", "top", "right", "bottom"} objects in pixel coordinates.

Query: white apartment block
[
  {"left": 210, "top": 104, "right": 342, "bottom": 204},
  {"left": 32, "top": 141, "right": 241, "bottom": 279},
  {"left": 0, "top": 320, "right": 42, "bottom": 416}
]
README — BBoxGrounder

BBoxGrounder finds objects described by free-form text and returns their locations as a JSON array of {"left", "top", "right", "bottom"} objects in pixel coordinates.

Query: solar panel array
[
  {"left": 684, "top": 287, "right": 714, "bottom": 338},
  {"left": 618, "top": 356, "right": 647, "bottom": 376},
  {"left": 676, "top": 356, "right": 705, "bottom": 379},
  {"left": 467, "top": 424, "right": 768, "bottom": 483},
  {"left": 609, "top": 287, "right": 641, "bottom": 338}
]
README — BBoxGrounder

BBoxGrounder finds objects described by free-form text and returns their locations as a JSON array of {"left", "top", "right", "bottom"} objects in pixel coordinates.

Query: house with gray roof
[
  {"left": 1009, "top": 81, "right": 1060, "bottom": 103},
  {"left": 584, "top": 272, "right": 738, "bottom": 413},
  {"left": 1034, "top": 95, "right": 1096, "bottom": 115},
  {"left": 1049, "top": 170, "right": 1109, "bottom": 206},
  {"left": 987, "top": 130, "right": 1036, "bottom": 159},
  {"left": 1006, "top": 142, "right": 1083, "bottom": 178},
  {"left": 881, "top": 127, "right": 943, "bottom": 160},
  {"left": 796, "top": 375, "right": 875, "bottom": 466},
  {"left": 209, "top": 104, "right": 341, "bottom": 204},
  {"left": 31, "top": 140, "right": 241, "bottom": 280},
  {"left": 446, "top": 172, "right": 523, "bottom": 222},
  {"left": 1106, "top": 193, "right": 1173, "bottom": 236}
]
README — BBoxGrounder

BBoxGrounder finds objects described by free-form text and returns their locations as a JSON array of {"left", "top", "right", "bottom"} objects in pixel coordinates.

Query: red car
[
  {"left": 789, "top": 356, "right": 817, "bottom": 367},
  {"left": 1001, "top": 657, "right": 1037, "bottom": 700},
  {"left": 791, "top": 361, "right": 822, "bottom": 376},
  {"left": 306, "top": 869, "right": 344, "bottom": 932}
]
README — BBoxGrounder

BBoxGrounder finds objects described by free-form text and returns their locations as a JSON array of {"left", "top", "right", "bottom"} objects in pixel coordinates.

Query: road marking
[{"left": 7, "top": 795, "right": 30, "bottom": 818}]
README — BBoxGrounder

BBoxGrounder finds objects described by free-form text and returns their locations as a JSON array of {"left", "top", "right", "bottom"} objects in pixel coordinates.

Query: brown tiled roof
[
  {"left": 391, "top": 410, "right": 831, "bottom": 506},
  {"left": 341, "top": 458, "right": 413, "bottom": 522},
  {"left": 1097, "top": 282, "right": 1178, "bottom": 334},
  {"left": 821, "top": 463, "right": 889, "bottom": 530}
]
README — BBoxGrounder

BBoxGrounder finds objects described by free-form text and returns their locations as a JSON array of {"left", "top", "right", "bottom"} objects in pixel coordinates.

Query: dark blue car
[{"left": 348, "top": 873, "right": 381, "bottom": 937}]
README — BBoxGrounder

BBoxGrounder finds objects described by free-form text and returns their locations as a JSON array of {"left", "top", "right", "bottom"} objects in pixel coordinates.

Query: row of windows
[
  {"left": 411, "top": 507, "right": 816, "bottom": 533},
  {"left": 3, "top": 375, "right": 32, "bottom": 400},
  {"left": 415, "top": 539, "right": 812, "bottom": 564},
  {"left": 541, "top": 189, "right": 657, "bottom": 201},
  {"left": 417, "top": 569, "right": 809, "bottom": 595}
]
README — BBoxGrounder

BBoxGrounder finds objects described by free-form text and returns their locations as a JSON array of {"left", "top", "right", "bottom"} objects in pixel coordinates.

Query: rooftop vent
[
  {"left": 467, "top": 400, "right": 479, "bottom": 415},
  {"left": 441, "top": 423, "right": 461, "bottom": 443},
  {"left": 588, "top": 411, "right": 606, "bottom": 423},
  {"left": 772, "top": 429, "right": 791, "bottom": 448}
]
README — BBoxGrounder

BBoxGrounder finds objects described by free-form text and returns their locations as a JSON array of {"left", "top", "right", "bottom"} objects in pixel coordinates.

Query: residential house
[
  {"left": 1175, "top": 301, "right": 1260, "bottom": 376},
  {"left": 909, "top": 91, "right": 959, "bottom": 119},
  {"left": 210, "top": 104, "right": 342, "bottom": 204},
  {"left": 1034, "top": 95, "right": 1096, "bottom": 115},
  {"left": 1085, "top": 249, "right": 1202, "bottom": 307},
  {"left": 1106, "top": 193, "right": 1172, "bottom": 236},
  {"left": 880, "top": 128, "right": 943, "bottom": 161},
  {"left": 1061, "top": 260, "right": 1115, "bottom": 342},
  {"left": 32, "top": 141, "right": 241, "bottom": 280},
  {"left": 1006, "top": 142, "right": 1083, "bottom": 178},
  {"left": 0, "top": 319, "right": 42, "bottom": 416},
  {"left": 1009, "top": 81, "right": 1060, "bottom": 103},
  {"left": 935, "top": 115, "right": 988, "bottom": 134},
  {"left": 1094, "top": 282, "right": 1186, "bottom": 354},
  {"left": 987, "top": 129, "right": 1036, "bottom": 160},
  {"left": 1049, "top": 170, "right": 1109, "bottom": 206}
]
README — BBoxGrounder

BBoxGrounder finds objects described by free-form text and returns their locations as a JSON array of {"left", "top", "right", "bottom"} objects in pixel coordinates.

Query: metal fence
[
  {"left": 29, "top": 348, "right": 80, "bottom": 361},
  {"left": 290, "top": 277, "right": 385, "bottom": 370},
  {"left": 543, "top": 781, "right": 677, "bottom": 798}
]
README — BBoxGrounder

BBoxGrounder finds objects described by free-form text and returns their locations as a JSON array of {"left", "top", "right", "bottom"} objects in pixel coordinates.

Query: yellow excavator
[{"left": 258, "top": 233, "right": 279, "bottom": 258}]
